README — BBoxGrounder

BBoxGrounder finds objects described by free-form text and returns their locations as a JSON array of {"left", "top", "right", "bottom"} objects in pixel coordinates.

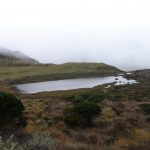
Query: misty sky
[{"left": 0, "top": 0, "right": 150, "bottom": 70}]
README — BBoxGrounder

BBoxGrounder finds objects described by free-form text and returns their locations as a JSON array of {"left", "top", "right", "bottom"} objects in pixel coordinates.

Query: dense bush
[
  {"left": 106, "top": 92, "right": 124, "bottom": 101},
  {"left": 111, "top": 93, "right": 123, "bottom": 101},
  {"left": 66, "top": 92, "right": 105, "bottom": 105},
  {"left": 72, "top": 95, "right": 84, "bottom": 104},
  {"left": 86, "top": 92, "right": 106, "bottom": 103},
  {"left": 0, "top": 92, "right": 26, "bottom": 135},
  {"left": 64, "top": 102, "right": 101, "bottom": 127},
  {"left": 139, "top": 104, "right": 150, "bottom": 114}
]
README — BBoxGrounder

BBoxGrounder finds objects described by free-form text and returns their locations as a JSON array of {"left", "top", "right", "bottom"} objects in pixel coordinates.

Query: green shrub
[
  {"left": 139, "top": 104, "right": 150, "bottom": 114},
  {"left": 87, "top": 92, "right": 105, "bottom": 103},
  {"left": 64, "top": 102, "right": 101, "bottom": 127},
  {"left": 108, "top": 93, "right": 123, "bottom": 101},
  {"left": 72, "top": 95, "right": 84, "bottom": 105},
  {"left": 0, "top": 92, "right": 26, "bottom": 134},
  {"left": 66, "top": 92, "right": 105, "bottom": 105}
]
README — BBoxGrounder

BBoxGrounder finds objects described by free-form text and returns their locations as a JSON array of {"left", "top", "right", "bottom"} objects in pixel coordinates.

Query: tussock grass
[{"left": 0, "top": 133, "right": 59, "bottom": 150}]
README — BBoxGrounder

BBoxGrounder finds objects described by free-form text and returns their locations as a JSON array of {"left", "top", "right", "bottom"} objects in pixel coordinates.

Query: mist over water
[{"left": 0, "top": 0, "right": 150, "bottom": 71}]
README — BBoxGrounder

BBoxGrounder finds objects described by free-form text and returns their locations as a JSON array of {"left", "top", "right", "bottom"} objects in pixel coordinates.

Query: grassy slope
[{"left": 0, "top": 61, "right": 121, "bottom": 84}]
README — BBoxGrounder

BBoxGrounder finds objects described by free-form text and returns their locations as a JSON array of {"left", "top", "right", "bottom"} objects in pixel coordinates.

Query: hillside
[
  {"left": 0, "top": 47, "right": 39, "bottom": 64},
  {"left": 0, "top": 61, "right": 121, "bottom": 84},
  {"left": 0, "top": 69, "right": 150, "bottom": 150}
]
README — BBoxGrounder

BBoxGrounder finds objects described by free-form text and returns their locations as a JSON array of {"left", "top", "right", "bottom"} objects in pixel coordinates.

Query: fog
[{"left": 0, "top": 0, "right": 150, "bottom": 71}]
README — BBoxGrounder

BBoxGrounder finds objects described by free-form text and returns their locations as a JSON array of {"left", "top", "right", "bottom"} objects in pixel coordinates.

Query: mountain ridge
[{"left": 0, "top": 47, "right": 39, "bottom": 64}]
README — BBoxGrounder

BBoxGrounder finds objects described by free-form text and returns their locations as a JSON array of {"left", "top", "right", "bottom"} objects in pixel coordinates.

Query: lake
[{"left": 15, "top": 76, "right": 137, "bottom": 94}]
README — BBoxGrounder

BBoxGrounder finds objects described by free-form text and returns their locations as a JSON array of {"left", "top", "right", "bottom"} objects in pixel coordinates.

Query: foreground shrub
[
  {"left": 0, "top": 92, "right": 26, "bottom": 135},
  {"left": 64, "top": 102, "right": 101, "bottom": 127},
  {"left": 139, "top": 104, "right": 150, "bottom": 114},
  {"left": 72, "top": 95, "right": 84, "bottom": 104},
  {"left": 86, "top": 92, "right": 106, "bottom": 103},
  {"left": 108, "top": 93, "right": 123, "bottom": 101},
  {"left": 66, "top": 92, "right": 105, "bottom": 105}
]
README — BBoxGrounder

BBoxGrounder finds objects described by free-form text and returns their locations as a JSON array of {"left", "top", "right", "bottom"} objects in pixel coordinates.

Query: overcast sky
[{"left": 0, "top": 0, "right": 150, "bottom": 70}]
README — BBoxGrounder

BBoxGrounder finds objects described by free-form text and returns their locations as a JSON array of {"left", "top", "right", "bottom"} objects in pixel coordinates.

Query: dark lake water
[{"left": 15, "top": 76, "right": 137, "bottom": 94}]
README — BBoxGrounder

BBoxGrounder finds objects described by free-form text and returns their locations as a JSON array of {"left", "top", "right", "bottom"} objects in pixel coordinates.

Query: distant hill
[
  {"left": 0, "top": 61, "right": 122, "bottom": 84},
  {"left": 0, "top": 47, "right": 122, "bottom": 84},
  {"left": 0, "top": 47, "right": 39, "bottom": 64}
]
